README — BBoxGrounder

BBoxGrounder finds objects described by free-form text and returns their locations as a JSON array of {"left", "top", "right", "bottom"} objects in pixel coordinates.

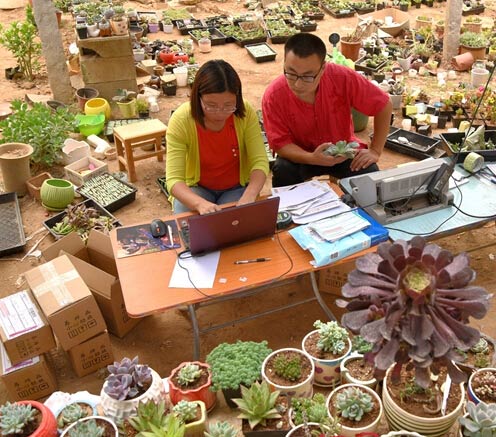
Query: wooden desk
[{"left": 110, "top": 212, "right": 373, "bottom": 358}]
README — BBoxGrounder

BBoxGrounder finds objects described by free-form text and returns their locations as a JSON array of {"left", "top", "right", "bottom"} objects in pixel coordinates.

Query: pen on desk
[
  {"left": 167, "top": 225, "right": 173, "bottom": 246},
  {"left": 234, "top": 258, "right": 271, "bottom": 264}
]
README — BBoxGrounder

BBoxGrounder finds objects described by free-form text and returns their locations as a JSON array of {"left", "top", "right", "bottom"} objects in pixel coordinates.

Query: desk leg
[
  {"left": 310, "top": 271, "right": 336, "bottom": 321},
  {"left": 188, "top": 304, "right": 201, "bottom": 360}
]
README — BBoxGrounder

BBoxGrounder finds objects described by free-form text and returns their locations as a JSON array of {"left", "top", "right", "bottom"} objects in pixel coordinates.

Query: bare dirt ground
[{"left": 0, "top": 1, "right": 496, "bottom": 434}]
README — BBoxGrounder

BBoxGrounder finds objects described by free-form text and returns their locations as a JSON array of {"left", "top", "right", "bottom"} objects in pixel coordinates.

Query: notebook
[{"left": 179, "top": 197, "right": 280, "bottom": 256}]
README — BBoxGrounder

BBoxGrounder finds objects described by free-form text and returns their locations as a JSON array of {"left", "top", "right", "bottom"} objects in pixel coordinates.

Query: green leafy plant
[
  {"left": 206, "top": 341, "right": 272, "bottom": 391},
  {"left": 0, "top": 11, "right": 41, "bottom": 81},
  {"left": 232, "top": 381, "right": 282, "bottom": 429},
  {"left": 127, "top": 399, "right": 168, "bottom": 434},
  {"left": 459, "top": 401, "right": 496, "bottom": 436},
  {"left": 0, "top": 402, "right": 37, "bottom": 436},
  {"left": 177, "top": 363, "right": 202, "bottom": 386},
  {"left": 313, "top": 320, "right": 350, "bottom": 354},
  {"left": 67, "top": 419, "right": 104, "bottom": 437},
  {"left": 0, "top": 100, "right": 77, "bottom": 167},
  {"left": 172, "top": 400, "right": 198, "bottom": 423},
  {"left": 204, "top": 421, "right": 237, "bottom": 437},
  {"left": 334, "top": 386, "right": 373, "bottom": 422},
  {"left": 141, "top": 414, "right": 185, "bottom": 437},
  {"left": 136, "top": 98, "right": 149, "bottom": 113},
  {"left": 351, "top": 335, "right": 373, "bottom": 354},
  {"left": 273, "top": 354, "right": 302, "bottom": 381},
  {"left": 291, "top": 393, "right": 328, "bottom": 425}
]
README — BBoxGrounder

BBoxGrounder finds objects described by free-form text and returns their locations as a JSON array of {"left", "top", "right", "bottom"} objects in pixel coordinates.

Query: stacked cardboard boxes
[
  {"left": 24, "top": 255, "right": 114, "bottom": 377},
  {"left": 0, "top": 290, "right": 58, "bottom": 400},
  {"left": 318, "top": 259, "right": 356, "bottom": 295}
]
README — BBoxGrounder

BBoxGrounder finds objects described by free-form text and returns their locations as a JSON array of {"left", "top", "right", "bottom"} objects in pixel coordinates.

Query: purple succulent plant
[
  {"left": 104, "top": 356, "right": 153, "bottom": 400},
  {"left": 337, "top": 236, "right": 491, "bottom": 388}
]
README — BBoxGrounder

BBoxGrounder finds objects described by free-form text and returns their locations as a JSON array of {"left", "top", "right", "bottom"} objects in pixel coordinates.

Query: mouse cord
[{"left": 175, "top": 249, "right": 212, "bottom": 298}]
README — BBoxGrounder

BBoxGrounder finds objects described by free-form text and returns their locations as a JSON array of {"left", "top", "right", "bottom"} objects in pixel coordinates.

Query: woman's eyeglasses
[{"left": 200, "top": 98, "right": 237, "bottom": 113}]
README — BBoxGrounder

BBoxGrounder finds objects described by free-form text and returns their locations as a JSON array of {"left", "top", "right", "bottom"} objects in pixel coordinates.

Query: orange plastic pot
[{"left": 18, "top": 400, "right": 57, "bottom": 437}]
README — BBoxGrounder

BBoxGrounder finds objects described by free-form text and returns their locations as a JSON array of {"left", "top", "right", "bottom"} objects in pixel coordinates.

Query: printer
[{"left": 342, "top": 159, "right": 454, "bottom": 225}]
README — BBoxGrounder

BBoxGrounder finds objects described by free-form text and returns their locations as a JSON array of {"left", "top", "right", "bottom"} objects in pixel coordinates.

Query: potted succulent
[
  {"left": 388, "top": 80, "right": 405, "bottom": 110},
  {"left": 340, "top": 336, "right": 377, "bottom": 389},
  {"left": 0, "top": 401, "right": 57, "bottom": 437},
  {"left": 459, "top": 32, "right": 488, "bottom": 61},
  {"left": 326, "top": 383, "right": 383, "bottom": 437},
  {"left": 467, "top": 368, "right": 496, "bottom": 404},
  {"left": 459, "top": 401, "right": 496, "bottom": 436},
  {"left": 452, "top": 107, "right": 467, "bottom": 129},
  {"left": 122, "top": 399, "right": 168, "bottom": 436},
  {"left": 110, "top": 5, "right": 128, "bottom": 36},
  {"left": 113, "top": 89, "right": 137, "bottom": 119},
  {"left": 136, "top": 98, "right": 150, "bottom": 119},
  {"left": 301, "top": 320, "right": 352, "bottom": 387},
  {"left": 172, "top": 400, "right": 206, "bottom": 437},
  {"left": 61, "top": 416, "right": 118, "bottom": 437},
  {"left": 289, "top": 393, "right": 329, "bottom": 427},
  {"left": 168, "top": 361, "right": 217, "bottom": 411},
  {"left": 206, "top": 340, "right": 272, "bottom": 408},
  {"left": 162, "top": 18, "right": 173, "bottom": 33},
  {"left": 464, "top": 15, "right": 483, "bottom": 33},
  {"left": 232, "top": 381, "right": 290, "bottom": 437},
  {"left": 56, "top": 401, "right": 97, "bottom": 434},
  {"left": 261, "top": 348, "right": 315, "bottom": 398},
  {"left": 204, "top": 421, "right": 237, "bottom": 437},
  {"left": 337, "top": 236, "right": 491, "bottom": 435},
  {"left": 100, "top": 356, "right": 166, "bottom": 423},
  {"left": 457, "top": 334, "right": 496, "bottom": 374}
]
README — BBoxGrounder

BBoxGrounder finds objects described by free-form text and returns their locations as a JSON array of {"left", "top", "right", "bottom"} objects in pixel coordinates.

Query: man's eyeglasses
[
  {"left": 200, "top": 98, "right": 237, "bottom": 113},
  {"left": 283, "top": 64, "right": 324, "bottom": 83}
]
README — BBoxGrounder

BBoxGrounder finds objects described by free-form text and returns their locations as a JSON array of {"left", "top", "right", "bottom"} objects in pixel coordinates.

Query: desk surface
[{"left": 110, "top": 213, "right": 374, "bottom": 317}]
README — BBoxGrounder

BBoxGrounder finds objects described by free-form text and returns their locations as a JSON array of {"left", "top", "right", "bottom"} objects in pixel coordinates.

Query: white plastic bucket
[{"left": 173, "top": 67, "right": 188, "bottom": 87}]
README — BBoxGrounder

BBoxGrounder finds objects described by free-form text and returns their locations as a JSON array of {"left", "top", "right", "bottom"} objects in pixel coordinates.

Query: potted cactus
[
  {"left": 326, "top": 383, "right": 383, "bottom": 437},
  {"left": 261, "top": 348, "right": 315, "bottom": 398},
  {"left": 232, "top": 380, "right": 290, "bottom": 437},
  {"left": 168, "top": 361, "right": 217, "bottom": 411},
  {"left": 206, "top": 340, "right": 272, "bottom": 408},
  {"left": 0, "top": 401, "right": 57, "bottom": 437},
  {"left": 172, "top": 400, "right": 206, "bottom": 437},
  {"left": 301, "top": 320, "right": 352, "bottom": 388},
  {"left": 61, "top": 416, "right": 118, "bottom": 437},
  {"left": 459, "top": 401, "right": 496, "bottom": 436},
  {"left": 100, "top": 356, "right": 166, "bottom": 423}
]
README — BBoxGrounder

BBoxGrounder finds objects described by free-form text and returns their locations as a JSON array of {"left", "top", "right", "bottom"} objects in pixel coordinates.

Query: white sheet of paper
[
  {"left": 169, "top": 251, "right": 221, "bottom": 289},
  {"left": 292, "top": 203, "right": 351, "bottom": 224}
]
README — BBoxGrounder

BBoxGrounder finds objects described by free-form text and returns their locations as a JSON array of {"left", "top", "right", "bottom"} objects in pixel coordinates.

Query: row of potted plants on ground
[{"left": 2, "top": 237, "right": 496, "bottom": 436}]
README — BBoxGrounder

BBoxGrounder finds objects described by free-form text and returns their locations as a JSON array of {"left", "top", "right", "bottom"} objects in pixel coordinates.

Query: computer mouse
[{"left": 150, "top": 219, "right": 167, "bottom": 238}]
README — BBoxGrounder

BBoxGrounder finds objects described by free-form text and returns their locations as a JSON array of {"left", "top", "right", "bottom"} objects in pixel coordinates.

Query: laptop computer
[{"left": 178, "top": 197, "right": 280, "bottom": 256}]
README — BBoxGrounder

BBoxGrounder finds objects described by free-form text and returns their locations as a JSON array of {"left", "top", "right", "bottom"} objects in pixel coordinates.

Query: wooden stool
[{"left": 113, "top": 119, "right": 167, "bottom": 182}]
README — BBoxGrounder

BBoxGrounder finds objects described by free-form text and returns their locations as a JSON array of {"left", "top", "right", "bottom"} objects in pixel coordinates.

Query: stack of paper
[
  {"left": 271, "top": 180, "right": 349, "bottom": 224},
  {"left": 309, "top": 212, "right": 370, "bottom": 242}
]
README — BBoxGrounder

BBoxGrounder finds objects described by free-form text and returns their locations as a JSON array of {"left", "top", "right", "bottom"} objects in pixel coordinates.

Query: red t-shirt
[
  {"left": 197, "top": 115, "right": 240, "bottom": 190},
  {"left": 262, "top": 63, "right": 390, "bottom": 152}
]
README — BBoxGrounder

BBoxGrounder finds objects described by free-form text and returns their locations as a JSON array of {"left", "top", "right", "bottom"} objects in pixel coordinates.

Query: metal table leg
[
  {"left": 310, "top": 270, "right": 336, "bottom": 321},
  {"left": 188, "top": 304, "right": 201, "bottom": 360}
]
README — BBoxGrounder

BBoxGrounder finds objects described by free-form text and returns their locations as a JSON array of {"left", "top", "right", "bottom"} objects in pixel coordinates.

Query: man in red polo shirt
[{"left": 262, "top": 33, "right": 392, "bottom": 187}]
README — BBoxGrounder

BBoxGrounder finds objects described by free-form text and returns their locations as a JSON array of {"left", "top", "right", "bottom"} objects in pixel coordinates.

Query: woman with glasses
[
  {"left": 262, "top": 33, "right": 392, "bottom": 187},
  {"left": 166, "top": 60, "right": 269, "bottom": 214}
]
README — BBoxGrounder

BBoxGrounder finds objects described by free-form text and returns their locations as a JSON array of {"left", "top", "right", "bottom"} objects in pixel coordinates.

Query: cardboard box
[
  {"left": 24, "top": 255, "right": 106, "bottom": 351},
  {"left": 42, "top": 231, "right": 141, "bottom": 337},
  {"left": 64, "top": 156, "right": 108, "bottom": 186},
  {"left": 358, "top": 8, "right": 410, "bottom": 37},
  {"left": 67, "top": 330, "right": 114, "bottom": 377},
  {"left": 0, "top": 290, "right": 56, "bottom": 365},
  {"left": 0, "top": 344, "right": 57, "bottom": 401},
  {"left": 319, "top": 259, "right": 356, "bottom": 295}
]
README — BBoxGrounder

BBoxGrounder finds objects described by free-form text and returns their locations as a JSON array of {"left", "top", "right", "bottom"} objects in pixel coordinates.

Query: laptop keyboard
[{"left": 178, "top": 219, "right": 190, "bottom": 250}]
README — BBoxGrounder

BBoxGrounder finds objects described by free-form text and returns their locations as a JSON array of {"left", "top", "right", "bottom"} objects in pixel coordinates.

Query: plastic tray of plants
[
  {"left": 43, "top": 199, "right": 121, "bottom": 241},
  {"left": 76, "top": 173, "right": 137, "bottom": 212},
  {"left": 104, "top": 118, "right": 150, "bottom": 143},
  {"left": 440, "top": 129, "right": 496, "bottom": 162},
  {"left": 188, "top": 28, "right": 227, "bottom": 45},
  {"left": 0, "top": 192, "right": 26, "bottom": 256},
  {"left": 386, "top": 128, "right": 440, "bottom": 155},
  {"left": 245, "top": 42, "right": 277, "bottom": 62},
  {"left": 176, "top": 18, "right": 205, "bottom": 35},
  {"left": 354, "top": 53, "right": 389, "bottom": 74}
]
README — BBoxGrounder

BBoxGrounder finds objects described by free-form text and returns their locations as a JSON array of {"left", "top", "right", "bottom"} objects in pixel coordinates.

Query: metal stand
[{"left": 188, "top": 270, "right": 336, "bottom": 360}]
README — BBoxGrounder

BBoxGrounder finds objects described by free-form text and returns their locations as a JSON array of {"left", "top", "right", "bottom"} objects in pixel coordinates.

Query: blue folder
[{"left": 289, "top": 208, "right": 389, "bottom": 267}]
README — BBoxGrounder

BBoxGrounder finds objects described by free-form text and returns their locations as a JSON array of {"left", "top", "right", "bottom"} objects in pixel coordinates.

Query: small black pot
[
  {"left": 437, "top": 115, "right": 448, "bottom": 129},
  {"left": 222, "top": 387, "right": 242, "bottom": 409},
  {"left": 162, "top": 84, "right": 177, "bottom": 96},
  {"left": 76, "top": 25, "right": 88, "bottom": 39},
  {"left": 138, "top": 110, "right": 150, "bottom": 119}
]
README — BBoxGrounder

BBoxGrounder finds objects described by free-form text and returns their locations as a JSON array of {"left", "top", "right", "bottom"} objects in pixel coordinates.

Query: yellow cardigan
[{"left": 165, "top": 100, "right": 269, "bottom": 195}]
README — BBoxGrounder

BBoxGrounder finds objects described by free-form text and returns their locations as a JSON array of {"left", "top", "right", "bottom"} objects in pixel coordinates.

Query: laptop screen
[{"left": 180, "top": 197, "right": 280, "bottom": 256}]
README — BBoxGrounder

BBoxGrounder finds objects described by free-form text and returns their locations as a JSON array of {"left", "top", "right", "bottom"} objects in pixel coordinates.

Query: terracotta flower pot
[
  {"left": 76, "top": 87, "right": 99, "bottom": 111},
  {"left": 340, "top": 37, "right": 362, "bottom": 62},
  {"left": 18, "top": 400, "right": 57, "bottom": 437},
  {"left": 451, "top": 51, "right": 475, "bottom": 71},
  {"left": 168, "top": 361, "right": 217, "bottom": 412}
]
